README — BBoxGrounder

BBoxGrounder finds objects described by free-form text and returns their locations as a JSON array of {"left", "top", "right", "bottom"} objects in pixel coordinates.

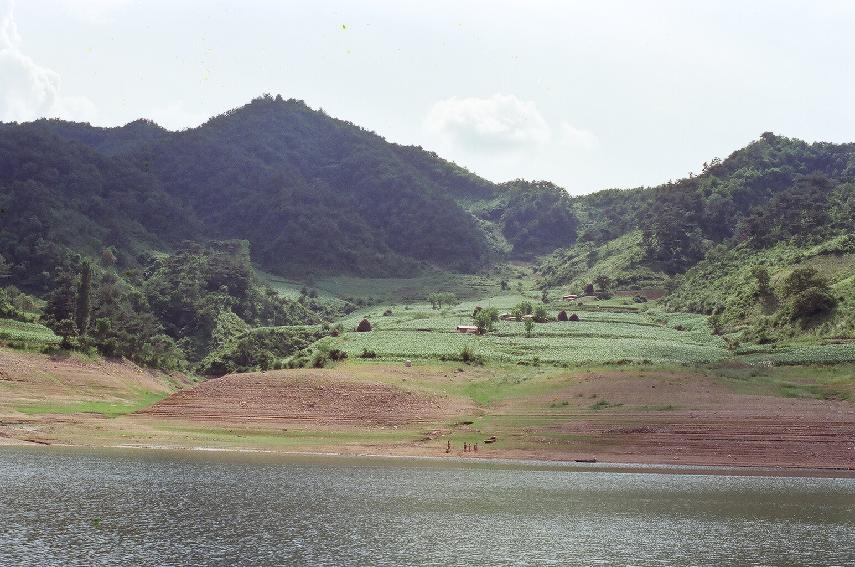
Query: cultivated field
[{"left": 329, "top": 294, "right": 728, "bottom": 366}]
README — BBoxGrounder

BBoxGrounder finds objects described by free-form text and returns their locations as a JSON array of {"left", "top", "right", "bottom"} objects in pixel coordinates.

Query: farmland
[
  {"left": 328, "top": 293, "right": 728, "bottom": 366},
  {"left": 0, "top": 318, "right": 60, "bottom": 350}
]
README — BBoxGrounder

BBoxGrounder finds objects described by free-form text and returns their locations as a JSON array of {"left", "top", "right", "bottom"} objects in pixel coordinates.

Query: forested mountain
[
  {"left": 0, "top": 125, "right": 194, "bottom": 292},
  {"left": 2, "top": 95, "right": 580, "bottom": 282}
]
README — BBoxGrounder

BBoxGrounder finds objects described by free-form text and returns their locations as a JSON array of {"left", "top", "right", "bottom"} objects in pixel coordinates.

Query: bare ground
[
  {"left": 137, "top": 368, "right": 472, "bottom": 425},
  {"left": 1, "top": 351, "right": 853, "bottom": 471},
  {"left": 493, "top": 371, "right": 855, "bottom": 469}
]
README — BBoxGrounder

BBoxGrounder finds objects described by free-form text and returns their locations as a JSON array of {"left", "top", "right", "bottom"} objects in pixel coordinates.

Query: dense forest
[
  {"left": 2, "top": 96, "right": 589, "bottom": 283},
  {"left": 2, "top": 97, "right": 854, "bottom": 371}
]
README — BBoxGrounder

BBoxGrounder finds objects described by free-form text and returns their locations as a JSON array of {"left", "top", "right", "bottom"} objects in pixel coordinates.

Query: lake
[{"left": 0, "top": 447, "right": 853, "bottom": 566}]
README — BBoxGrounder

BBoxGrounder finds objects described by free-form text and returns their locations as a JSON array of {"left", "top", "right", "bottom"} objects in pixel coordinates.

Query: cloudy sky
[{"left": 2, "top": 0, "right": 854, "bottom": 193}]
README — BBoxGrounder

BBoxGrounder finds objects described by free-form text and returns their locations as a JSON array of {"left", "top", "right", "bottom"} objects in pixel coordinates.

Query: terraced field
[{"left": 330, "top": 296, "right": 727, "bottom": 366}]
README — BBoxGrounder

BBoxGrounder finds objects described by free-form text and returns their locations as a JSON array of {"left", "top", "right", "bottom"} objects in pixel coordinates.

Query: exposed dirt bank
[
  {"left": 1, "top": 354, "right": 853, "bottom": 471},
  {"left": 137, "top": 368, "right": 471, "bottom": 425}
]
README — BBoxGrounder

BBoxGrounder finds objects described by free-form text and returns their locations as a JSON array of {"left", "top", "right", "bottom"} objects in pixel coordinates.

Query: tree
[
  {"left": 524, "top": 318, "right": 534, "bottom": 337},
  {"left": 75, "top": 261, "right": 92, "bottom": 336},
  {"left": 781, "top": 267, "right": 828, "bottom": 297},
  {"left": 594, "top": 274, "right": 611, "bottom": 292},
  {"left": 473, "top": 307, "right": 498, "bottom": 334},
  {"left": 541, "top": 288, "right": 549, "bottom": 303},
  {"left": 429, "top": 292, "right": 457, "bottom": 309},
  {"left": 0, "top": 254, "right": 10, "bottom": 279},
  {"left": 56, "top": 319, "right": 78, "bottom": 349},
  {"left": 100, "top": 247, "right": 117, "bottom": 267},
  {"left": 43, "top": 269, "right": 77, "bottom": 330},
  {"left": 516, "top": 301, "right": 533, "bottom": 316},
  {"left": 533, "top": 305, "right": 549, "bottom": 323},
  {"left": 750, "top": 265, "right": 773, "bottom": 302}
]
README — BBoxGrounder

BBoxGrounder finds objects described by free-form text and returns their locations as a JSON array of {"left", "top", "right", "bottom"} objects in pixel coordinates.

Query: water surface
[{"left": 0, "top": 447, "right": 853, "bottom": 566}]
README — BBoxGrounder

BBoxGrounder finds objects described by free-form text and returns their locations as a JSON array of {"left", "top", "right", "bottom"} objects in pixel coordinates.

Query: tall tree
[
  {"left": 75, "top": 261, "right": 92, "bottom": 336},
  {"left": 43, "top": 269, "right": 77, "bottom": 329}
]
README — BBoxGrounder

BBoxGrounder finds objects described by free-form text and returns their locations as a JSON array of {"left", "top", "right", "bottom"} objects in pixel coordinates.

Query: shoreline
[{"left": 4, "top": 440, "right": 854, "bottom": 479}]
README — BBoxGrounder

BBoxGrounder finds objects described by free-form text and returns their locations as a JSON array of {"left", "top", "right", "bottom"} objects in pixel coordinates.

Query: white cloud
[
  {"left": 0, "top": 0, "right": 95, "bottom": 122},
  {"left": 560, "top": 121, "right": 599, "bottom": 149},
  {"left": 425, "top": 93, "right": 550, "bottom": 151}
]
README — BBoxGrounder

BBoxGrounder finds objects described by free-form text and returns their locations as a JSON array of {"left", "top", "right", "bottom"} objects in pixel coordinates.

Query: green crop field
[
  {"left": 330, "top": 294, "right": 727, "bottom": 366},
  {"left": 736, "top": 343, "right": 855, "bottom": 365},
  {"left": 0, "top": 318, "right": 60, "bottom": 348}
]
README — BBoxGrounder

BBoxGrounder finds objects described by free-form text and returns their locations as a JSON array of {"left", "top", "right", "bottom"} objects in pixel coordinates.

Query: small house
[
  {"left": 456, "top": 325, "right": 480, "bottom": 334},
  {"left": 499, "top": 312, "right": 515, "bottom": 321},
  {"left": 562, "top": 294, "right": 578, "bottom": 301}
]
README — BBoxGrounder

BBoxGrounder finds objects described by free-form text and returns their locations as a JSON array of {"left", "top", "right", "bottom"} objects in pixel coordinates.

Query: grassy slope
[
  {"left": 0, "top": 347, "right": 187, "bottom": 422},
  {"left": 666, "top": 235, "right": 855, "bottom": 342},
  {"left": 536, "top": 231, "right": 669, "bottom": 291}
]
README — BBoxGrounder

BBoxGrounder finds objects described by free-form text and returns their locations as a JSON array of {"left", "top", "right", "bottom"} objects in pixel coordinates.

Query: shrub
[
  {"left": 460, "top": 346, "right": 484, "bottom": 365},
  {"left": 382, "top": 309, "right": 393, "bottom": 317},
  {"left": 328, "top": 348, "right": 348, "bottom": 361},
  {"left": 789, "top": 287, "right": 837, "bottom": 322},
  {"left": 356, "top": 318, "right": 372, "bottom": 332},
  {"left": 359, "top": 348, "right": 377, "bottom": 359},
  {"left": 524, "top": 319, "right": 534, "bottom": 337},
  {"left": 632, "top": 295, "right": 647, "bottom": 303}
]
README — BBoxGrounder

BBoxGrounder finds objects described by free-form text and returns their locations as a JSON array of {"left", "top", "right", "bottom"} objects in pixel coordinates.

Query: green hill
[
  {"left": 537, "top": 133, "right": 855, "bottom": 342},
  {"left": 3, "top": 95, "right": 583, "bottom": 280}
]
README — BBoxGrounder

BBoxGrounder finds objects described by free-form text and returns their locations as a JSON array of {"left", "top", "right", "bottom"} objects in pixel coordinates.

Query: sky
[{"left": 2, "top": 0, "right": 854, "bottom": 194}]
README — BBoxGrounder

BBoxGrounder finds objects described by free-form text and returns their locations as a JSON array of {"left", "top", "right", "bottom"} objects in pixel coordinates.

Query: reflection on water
[{"left": 0, "top": 447, "right": 853, "bottom": 566}]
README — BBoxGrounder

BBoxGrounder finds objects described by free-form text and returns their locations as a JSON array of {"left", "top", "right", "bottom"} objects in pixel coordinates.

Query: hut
[
  {"left": 356, "top": 318, "right": 372, "bottom": 332},
  {"left": 557, "top": 310, "right": 568, "bottom": 321},
  {"left": 456, "top": 325, "right": 480, "bottom": 334},
  {"left": 568, "top": 313, "right": 580, "bottom": 322}
]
